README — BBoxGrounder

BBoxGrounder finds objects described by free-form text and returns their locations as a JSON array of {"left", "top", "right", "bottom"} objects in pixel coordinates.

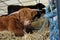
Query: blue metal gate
[{"left": 44, "top": 0, "right": 59, "bottom": 40}]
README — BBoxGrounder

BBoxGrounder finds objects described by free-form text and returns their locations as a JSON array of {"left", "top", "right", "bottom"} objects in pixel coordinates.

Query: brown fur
[{"left": 0, "top": 8, "right": 37, "bottom": 36}]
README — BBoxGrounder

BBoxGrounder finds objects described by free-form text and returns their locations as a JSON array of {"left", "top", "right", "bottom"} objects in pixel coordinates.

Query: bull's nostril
[{"left": 24, "top": 20, "right": 30, "bottom": 26}]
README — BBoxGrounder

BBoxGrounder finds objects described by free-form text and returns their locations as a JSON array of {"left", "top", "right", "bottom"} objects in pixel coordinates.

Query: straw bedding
[{"left": 0, "top": 16, "right": 50, "bottom": 40}]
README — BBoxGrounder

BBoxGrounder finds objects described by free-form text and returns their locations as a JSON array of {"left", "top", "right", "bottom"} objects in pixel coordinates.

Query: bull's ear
[{"left": 31, "top": 10, "right": 37, "bottom": 17}]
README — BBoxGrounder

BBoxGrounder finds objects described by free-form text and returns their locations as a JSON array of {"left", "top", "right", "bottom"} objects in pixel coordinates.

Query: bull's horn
[{"left": 31, "top": 9, "right": 42, "bottom": 11}]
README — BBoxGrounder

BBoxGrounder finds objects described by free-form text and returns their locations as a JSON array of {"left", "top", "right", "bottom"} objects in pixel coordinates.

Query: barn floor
[{"left": 0, "top": 16, "right": 50, "bottom": 40}]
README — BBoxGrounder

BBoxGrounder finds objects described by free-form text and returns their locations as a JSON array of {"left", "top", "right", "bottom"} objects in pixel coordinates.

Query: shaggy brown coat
[{"left": 0, "top": 8, "right": 37, "bottom": 36}]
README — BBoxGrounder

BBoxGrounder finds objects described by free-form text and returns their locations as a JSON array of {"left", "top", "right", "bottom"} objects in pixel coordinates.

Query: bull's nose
[{"left": 24, "top": 20, "right": 31, "bottom": 26}]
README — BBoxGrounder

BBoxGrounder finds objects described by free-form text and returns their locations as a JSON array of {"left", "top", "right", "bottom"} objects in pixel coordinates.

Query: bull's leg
[
  {"left": 0, "top": 26, "right": 6, "bottom": 31},
  {"left": 25, "top": 26, "right": 34, "bottom": 33},
  {"left": 0, "top": 23, "right": 7, "bottom": 31},
  {"left": 14, "top": 29, "right": 24, "bottom": 37},
  {"left": 26, "top": 28, "right": 33, "bottom": 33},
  {"left": 8, "top": 19, "right": 24, "bottom": 37}
]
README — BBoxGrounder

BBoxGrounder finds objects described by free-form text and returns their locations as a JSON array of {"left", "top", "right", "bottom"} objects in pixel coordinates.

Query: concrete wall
[{"left": 0, "top": 0, "right": 48, "bottom": 16}]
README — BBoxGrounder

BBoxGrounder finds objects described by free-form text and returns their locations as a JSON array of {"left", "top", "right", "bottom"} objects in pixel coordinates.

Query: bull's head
[{"left": 19, "top": 8, "right": 37, "bottom": 26}]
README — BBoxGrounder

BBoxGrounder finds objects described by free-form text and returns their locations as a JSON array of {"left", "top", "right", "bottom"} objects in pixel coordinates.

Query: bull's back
[{"left": 0, "top": 16, "right": 9, "bottom": 31}]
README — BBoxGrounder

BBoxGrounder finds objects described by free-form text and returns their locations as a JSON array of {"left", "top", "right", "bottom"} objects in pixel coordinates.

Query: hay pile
[
  {"left": 0, "top": 30, "right": 49, "bottom": 40},
  {"left": 0, "top": 17, "right": 50, "bottom": 40}
]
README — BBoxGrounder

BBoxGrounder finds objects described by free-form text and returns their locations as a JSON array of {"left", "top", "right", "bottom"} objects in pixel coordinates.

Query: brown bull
[{"left": 0, "top": 8, "right": 37, "bottom": 36}]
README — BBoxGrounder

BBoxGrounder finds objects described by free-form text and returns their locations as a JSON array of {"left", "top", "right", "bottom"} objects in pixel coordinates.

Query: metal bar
[{"left": 56, "top": 0, "right": 60, "bottom": 39}]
